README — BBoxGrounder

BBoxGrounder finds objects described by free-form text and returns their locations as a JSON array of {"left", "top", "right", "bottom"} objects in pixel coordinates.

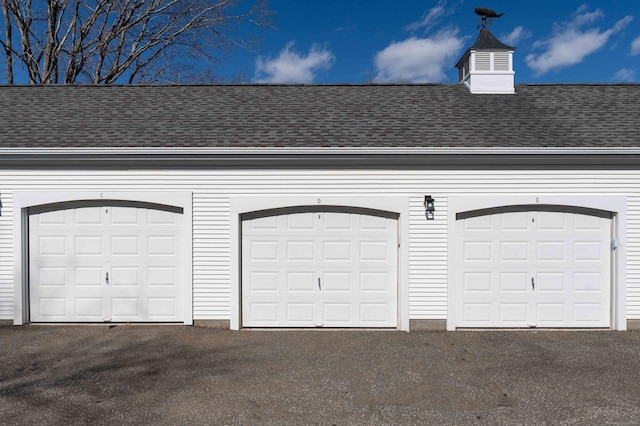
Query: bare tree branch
[
  {"left": 0, "top": 0, "right": 272, "bottom": 84},
  {"left": 1, "top": 0, "right": 13, "bottom": 83}
]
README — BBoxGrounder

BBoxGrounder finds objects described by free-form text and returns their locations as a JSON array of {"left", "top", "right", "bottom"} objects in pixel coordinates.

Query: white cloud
[
  {"left": 254, "top": 43, "right": 334, "bottom": 84},
  {"left": 373, "top": 29, "right": 464, "bottom": 83},
  {"left": 631, "top": 36, "right": 640, "bottom": 56},
  {"left": 571, "top": 5, "right": 604, "bottom": 27},
  {"left": 501, "top": 26, "right": 532, "bottom": 46},
  {"left": 613, "top": 68, "right": 636, "bottom": 82},
  {"left": 406, "top": 0, "right": 447, "bottom": 32},
  {"left": 525, "top": 6, "right": 633, "bottom": 76}
]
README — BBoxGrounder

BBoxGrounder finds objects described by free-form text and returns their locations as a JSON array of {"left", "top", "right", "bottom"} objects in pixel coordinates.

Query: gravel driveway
[{"left": 1, "top": 326, "right": 640, "bottom": 425}]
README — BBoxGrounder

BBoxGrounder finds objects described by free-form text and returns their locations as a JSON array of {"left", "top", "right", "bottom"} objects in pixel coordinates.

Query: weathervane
[{"left": 474, "top": 7, "right": 505, "bottom": 29}]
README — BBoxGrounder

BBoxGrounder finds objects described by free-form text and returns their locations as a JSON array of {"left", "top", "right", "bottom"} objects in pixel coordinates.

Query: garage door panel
[
  {"left": 75, "top": 298, "right": 104, "bottom": 319},
  {"left": 112, "top": 236, "right": 141, "bottom": 256},
  {"left": 243, "top": 210, "right": 397, "bottom": 328},
  {"left": 574, "top": 214, "right": 605, "bottom": 230},
  {"left": 248, "top": 302, "right": 280, "bottom": 324},
  {"left": 147, "top": 209, "right": 178, "bottom": 225},
  {"left": 359, "top": 214, "right": 393, "bottom": 232},
  {"left": 573, "top": 241, "right": 605, "bottom": 260},
  {"left": 536, "top": 303, "right": 565, "bottom": 324},
  {"left": 148, "top": 298, "right": 177, "bottom": 318},
  {"left": 500, "top": 212, "right": 529, "bottom": 230},
  {"left": 111, "top": 267, "right": 140, "bottom": 287},
  {"left": 287, "top": 241, "right": 315, "bottom": 260},
  {"left": 245, "top": 216, "right": 279, "bottom": 231},
  {"left": 359, "top": 240, "right": 392, "bottom": 261},
  {"left": 29, "top": 205, "right": 184, "bottom": 323},
  {"left": 463, "top": 303, "right": 493, "bottom": 324},
  {"left": 111, "top": 298, "right": 139, "bottom": 318},
  {"left": 500, "top": 241, "right": 530, "bottom": 261},
  {"left": 323, "top": 212, "right": 352, "bottom": 230},
  {"left": 360, "top": 303, "right": 390, "bottom": 324},
  {"left": 572, "top": 303, "right": 607, "bottom": 324},
  {"left": 536, "top": 272, "right": 565, "bottom": 292},
  {"left": 287, "top": 213, "right": 316, "bottom": 230},
  {"left": 499, "top": 272, "right": 529, "bottom": 292},
  {"left": 538, "top": 212, "right": 565, "bottom": 229},
  {"left": 148, "top": 236, "right": 177, "bottom": 256},
  {"left": 536, "top": 241, "right": 565, "bottom": 261},
  {"left": 75, "top": 207, "right": 103, "bottom": 225},
  {"left": 37, "top": 235, "right": 67, "bottom": 256},
  {"left": 463, "top": 272, "right": 492, "bottom": 292},
  {"left": 37, "top": 210, "right": 67, "bottom": 225},
  {"left": 148, "top": 267, "right": 178, "bottom": 287},
  {"left": 111, "top": 207, "right": 139, "bottom": 224},
  {"left": 463, "top": 241, "right": 493, "bottom": 261},
  {"left": 322, "top": 271, "right": 351, "bottom": 292},
  {"left": 500, "top": 303, "right": 529, "bottom": 324},
  {"left": 37, "top": 267, "right": 67, "bottom": 286},
  {"left": 323, "top": 241, "right": 351, "bottom": 261},
  {"left": 573, "top": 272, "right": 605, "bottom": 292},
  {"left": 287, "top": 303, "right": 315, "bottom": 323},
  {"left": 287, "top": 271, "right": 316, "bottom": 291},
  {"left": 38, "top": 298, "right": 68, "bottom": 318},
  {"left": 75, "top": 267, "right": 104, "bottom": 287},
  {"left": 360, "top": 272, "right": 392, "bottom": 292},
  {"left": 455, "top": 210, "right": 611, "bottom": 328},
  {"left": 464, "top": 216, "right": 492, "bottom": 231},
  {"left": 323, "top": 303, "right": 351, "bottom": 324},
  {"left": 248, "top": 240, "right": 280, "bottom": 261},
  {"left": 76, "top": 236, "right": 104, "bottom": 256}
]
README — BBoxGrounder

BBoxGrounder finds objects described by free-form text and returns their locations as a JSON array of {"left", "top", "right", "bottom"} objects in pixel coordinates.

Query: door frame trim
[
  {"left": 447, "top": 195, "right": 627, "bottom": 331},
  {"left": 230, "top": 196, "right": 410, "bottom": 331},
  {"left": 13, "top": 191, "right": 193, "bottom": 325}
]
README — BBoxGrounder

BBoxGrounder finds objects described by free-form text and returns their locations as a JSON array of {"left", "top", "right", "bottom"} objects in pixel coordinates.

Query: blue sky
[{"left": 236, "top": 0, "right": 640, "bottom": 84}]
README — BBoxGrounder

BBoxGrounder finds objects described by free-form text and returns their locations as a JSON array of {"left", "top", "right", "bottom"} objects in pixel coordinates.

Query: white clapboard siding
[
  {"left": 192, "top": 195, "right": 230, "bottom": 317},
  {"left": 0, "top": 196, "right": 12, "bottom": 319},
  {"left": 0, "top": 169, "right": 640, "bottom": 321}
]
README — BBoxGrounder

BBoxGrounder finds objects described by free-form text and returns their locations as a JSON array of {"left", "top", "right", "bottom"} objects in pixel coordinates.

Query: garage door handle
[
  {"left": 318, "top": 278, "right": 321, "bottom": 290},
  {"left": 106, "top": 272, "right": 109, "bottom": 286},
  {"left": 531, "top": 277, "right": 534, "bottom": 290}
]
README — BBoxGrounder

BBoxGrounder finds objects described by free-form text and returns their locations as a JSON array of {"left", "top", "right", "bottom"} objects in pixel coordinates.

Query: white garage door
[
  {"left": 29, "top": 203, "right": 185, "bottom": 322},
  {"left": 454, "top": 209, "right": 612, "bottom": 328},
  {"left": 242, "top": 209, "right": 398, "bottom": 327}
]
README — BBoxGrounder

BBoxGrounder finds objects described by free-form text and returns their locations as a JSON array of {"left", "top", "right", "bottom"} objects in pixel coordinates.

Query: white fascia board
[{"left": 2, "top": 147, "right": 640, "bottom": 156}]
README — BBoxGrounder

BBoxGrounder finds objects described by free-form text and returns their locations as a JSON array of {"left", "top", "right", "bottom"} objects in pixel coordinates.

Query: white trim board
[
  {"left": 447, "top": 195, "right": 627, "bottom": 331},
  {"left": 230, "top": 196, "right": 410, "bottom": 331},
  {"left": 13, "top": 191, "right": 193, "bottom": 325}
]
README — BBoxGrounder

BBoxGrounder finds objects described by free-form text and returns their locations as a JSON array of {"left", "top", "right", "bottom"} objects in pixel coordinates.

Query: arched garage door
[
  {"left": 453, "top": 207, "right": 613, "bottom": 328},
  {"left": 242, "top": 207, "right": 398, "bottom": 328},
  {"left": 28, "top": 201, "right": 185, "bottom": 323}
]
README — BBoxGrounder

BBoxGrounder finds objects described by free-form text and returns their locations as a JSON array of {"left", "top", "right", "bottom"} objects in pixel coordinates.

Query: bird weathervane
[{"left": 475, "top": 7, "right": 504, "bottom": 29}]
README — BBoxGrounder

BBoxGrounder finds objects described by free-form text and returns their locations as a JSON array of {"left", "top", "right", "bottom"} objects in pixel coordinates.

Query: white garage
[
  {"left": 241, "top": 208, "right": 398, "bottom": 328},
  {"left": 450, "top": 205, "right": 614, "bottom": 329},
  {"left": 13, "top": 192, "right": 193, "bottom": 325}
]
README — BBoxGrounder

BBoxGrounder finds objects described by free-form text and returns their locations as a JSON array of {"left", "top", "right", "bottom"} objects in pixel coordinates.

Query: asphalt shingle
[{"left": 0, "top": 84, "right": 638, "bottom": 149}]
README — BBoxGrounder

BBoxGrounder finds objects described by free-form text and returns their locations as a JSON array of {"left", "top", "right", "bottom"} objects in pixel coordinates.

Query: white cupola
[{"left": 455, "top": 28, "right": 515, "bottom": 94}]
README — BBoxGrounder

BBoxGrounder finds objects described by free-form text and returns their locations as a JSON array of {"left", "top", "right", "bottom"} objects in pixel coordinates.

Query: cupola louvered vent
[
  {"left": 494, "top": 52, "right": 510, "bottom": 71},
  {"left": 455, "top": 28, "right": 515, "bottom": 94},
  {"left": 475, "top": 52, "right": 491, "bottom": 71}
]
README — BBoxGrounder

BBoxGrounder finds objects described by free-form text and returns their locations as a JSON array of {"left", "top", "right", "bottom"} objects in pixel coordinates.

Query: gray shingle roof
[
  {"left": 0, "top": 83, "right": 638, "bottom": 149},
  {"left": 470, "top": 28, "right": 515, "bottom": 50},
  {"left": 455, "top": 28, "right": 515, "bottom": 68}
]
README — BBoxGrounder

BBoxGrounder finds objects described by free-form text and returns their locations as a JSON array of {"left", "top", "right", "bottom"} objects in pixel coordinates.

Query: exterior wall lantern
[{"left": 424, "top": 195, "right": 435, "bottom": 220}]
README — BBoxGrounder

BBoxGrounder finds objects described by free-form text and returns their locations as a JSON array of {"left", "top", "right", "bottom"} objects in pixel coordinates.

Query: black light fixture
[{"left": 424, "top": 195, "right": 435, "bottom": 220}]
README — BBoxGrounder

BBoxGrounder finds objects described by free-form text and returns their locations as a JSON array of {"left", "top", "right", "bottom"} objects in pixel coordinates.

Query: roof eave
[
  {"left": 2, "top": 147, "right": 640, "bottom": 155},
  {"left": 2, "top": 147, "right": 640, "bottom": 169}
]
